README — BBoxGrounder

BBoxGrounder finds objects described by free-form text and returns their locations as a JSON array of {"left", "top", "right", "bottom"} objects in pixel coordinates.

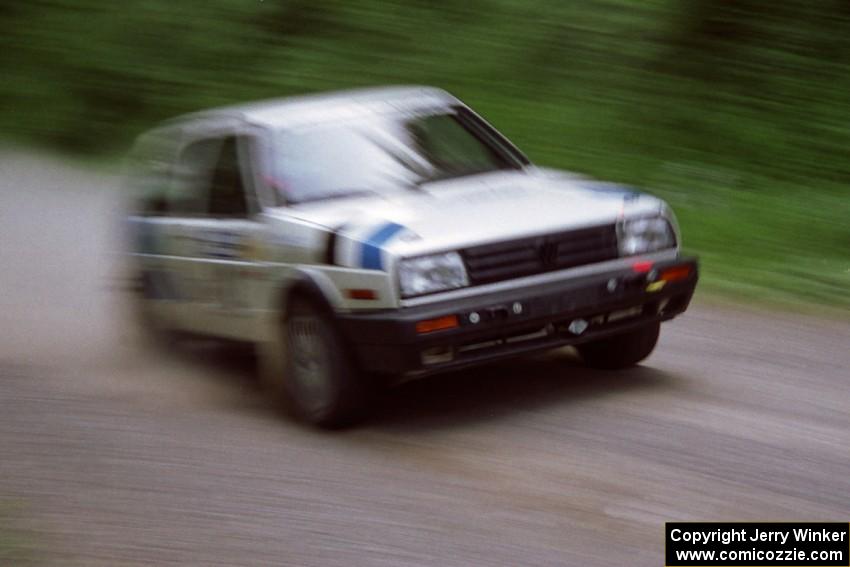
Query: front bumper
[{"left": 337, "top": 257, "right": 698, "bottom": 377}]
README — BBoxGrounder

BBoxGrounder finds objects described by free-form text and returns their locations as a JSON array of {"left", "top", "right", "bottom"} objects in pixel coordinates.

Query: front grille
[{"left": 462, "top": 224, "right": 619, "bottom": 285}]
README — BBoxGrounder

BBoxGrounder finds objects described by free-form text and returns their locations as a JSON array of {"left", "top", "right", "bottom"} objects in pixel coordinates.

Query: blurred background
[{"left": 1, "top": 0, "right": 848, "bottom": 309}]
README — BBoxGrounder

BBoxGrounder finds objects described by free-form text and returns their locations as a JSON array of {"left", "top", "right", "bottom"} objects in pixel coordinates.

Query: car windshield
[{"left": 269, "top": 109, "right": 523, "bottom": 204}]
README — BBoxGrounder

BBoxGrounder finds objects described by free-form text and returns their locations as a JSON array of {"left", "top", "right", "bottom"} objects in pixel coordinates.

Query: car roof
[{"left": 164, "top": 85, "right": 461, "bottom": 131}]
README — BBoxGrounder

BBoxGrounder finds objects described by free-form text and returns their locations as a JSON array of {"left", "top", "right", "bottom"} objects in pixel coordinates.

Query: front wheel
[
  {"left": 280, "top": 296, "right": 371, "bottom": 428},
  {"left": 577, "top": 321, "right": 660, "bottom": 370}
]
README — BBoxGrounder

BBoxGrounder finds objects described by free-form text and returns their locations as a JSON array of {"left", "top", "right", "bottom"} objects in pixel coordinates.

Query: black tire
[
  {"left": 577, "top": 321, "right": 660, "bottom": 370},
  {"left": 280, "top": 296, "right": 371, "bottom": 428}
]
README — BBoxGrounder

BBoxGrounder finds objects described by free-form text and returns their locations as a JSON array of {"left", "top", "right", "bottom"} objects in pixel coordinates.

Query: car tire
[
  {"left": 280, "top": 296, "right": 371, "bottom": 428},
  {"left": 577, "top": 321, "right": 660, "bottom": 370}
]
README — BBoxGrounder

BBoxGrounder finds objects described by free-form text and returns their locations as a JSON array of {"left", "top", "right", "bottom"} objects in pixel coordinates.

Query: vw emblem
[{"left": 539, "top": 241, "right": 559, "bottom": 268}]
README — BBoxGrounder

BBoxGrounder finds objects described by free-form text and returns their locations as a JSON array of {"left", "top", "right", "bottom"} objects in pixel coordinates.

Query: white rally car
[{"left": 126, "top": 86, "right": 698, "bottom": 427}]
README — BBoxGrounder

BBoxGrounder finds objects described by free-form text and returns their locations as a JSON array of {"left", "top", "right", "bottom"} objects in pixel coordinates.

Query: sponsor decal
[
  {"left": 198, "top": 229, "right": 242, "bottom": 259},
  {"left": 238, "top": 236, "right": 265, "bottom": 262}
]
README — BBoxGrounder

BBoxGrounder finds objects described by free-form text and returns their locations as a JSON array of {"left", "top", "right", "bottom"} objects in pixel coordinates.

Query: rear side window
[
  {"left": 135, "top": 132, "right": 255, "bottom": 217},
  {"left": 208, "top": 137, "right": 249, "bottom": 216},
  {"left": 168, "top": 138, "right": 222, "bottom": 216},
  {"left": 127, "top": 130, "right": 181, "bottom": 215}
]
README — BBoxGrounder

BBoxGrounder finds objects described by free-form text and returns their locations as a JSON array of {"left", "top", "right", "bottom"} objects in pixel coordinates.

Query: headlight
[
  {"left": 399, "top": 251, "right": 469, "bottom": 297},
  {"left": 618, "top": 215, "right": 676, "bottom": 256}
]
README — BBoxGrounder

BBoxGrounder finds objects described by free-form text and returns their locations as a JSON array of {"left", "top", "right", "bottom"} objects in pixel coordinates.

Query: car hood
[{"left": 271, "top": 168, "right": 666, "bottom": 267}]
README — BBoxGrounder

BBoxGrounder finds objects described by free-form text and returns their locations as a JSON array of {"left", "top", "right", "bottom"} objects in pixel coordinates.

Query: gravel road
[{"left": 1, "top": 150, "right": 848, "bottom": 566}]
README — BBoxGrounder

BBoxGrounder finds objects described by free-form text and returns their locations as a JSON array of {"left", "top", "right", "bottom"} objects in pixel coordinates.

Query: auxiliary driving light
[{"left": 660, "top": 265, "right": 692, "bottom": 283}]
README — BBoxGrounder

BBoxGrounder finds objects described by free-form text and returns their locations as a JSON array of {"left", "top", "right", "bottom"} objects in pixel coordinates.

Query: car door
[
  {"left": 190, "top": 134, "right": 269, "bottom": 341},
  {"left": 128, "top": 130, "right": 216, "bottom": 331}
]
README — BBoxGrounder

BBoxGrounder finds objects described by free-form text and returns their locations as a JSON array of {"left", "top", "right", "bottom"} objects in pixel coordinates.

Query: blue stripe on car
[
  {"left": 361, "top": 222, "right": 405, "bottom": 270},
  {"left": 581, "top": 182, "right": 641, "bottom": 199}
]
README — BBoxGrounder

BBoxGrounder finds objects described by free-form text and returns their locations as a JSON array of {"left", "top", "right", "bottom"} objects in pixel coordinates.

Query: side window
[
  {"left": 208, "top": 137, "right": 249, "bottom": 216},
  {"left": 134, "top": 163, "right": 172, "bottom": 216},
  {"left": 127, "top": 131, "right": 179, "bottom": 216},
  {"left": 170, "top": 137, "right": 222, "bottom": 215}
]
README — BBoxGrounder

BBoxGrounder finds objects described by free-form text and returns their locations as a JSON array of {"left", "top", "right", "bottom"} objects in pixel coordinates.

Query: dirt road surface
[{"left": 1, "top": 150, "right": 848, "bottom": 566}]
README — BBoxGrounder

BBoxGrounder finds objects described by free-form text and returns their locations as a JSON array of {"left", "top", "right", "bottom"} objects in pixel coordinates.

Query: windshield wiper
[
  {"left": 418, "top": 165, "right": 509, "bottom": 185},
  {"left": 291, "top": 188, "right": 377, "bottom": 205}
]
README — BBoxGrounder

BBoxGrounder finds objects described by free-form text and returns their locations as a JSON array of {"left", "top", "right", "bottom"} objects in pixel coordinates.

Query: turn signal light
[
  {"left": 346, "top": 289, "right": 378, "bottom": 300},
  {"left": 660, "top": 265, "right": 692, "bottom": 283},
  {"left": 415, "top": 315, "right": 459, "bottom": 334}
]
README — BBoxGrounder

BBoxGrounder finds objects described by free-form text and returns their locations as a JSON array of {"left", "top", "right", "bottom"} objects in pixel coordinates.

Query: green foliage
[{"left": 1, "top": 0, "right": 848, "bottom": 310}]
